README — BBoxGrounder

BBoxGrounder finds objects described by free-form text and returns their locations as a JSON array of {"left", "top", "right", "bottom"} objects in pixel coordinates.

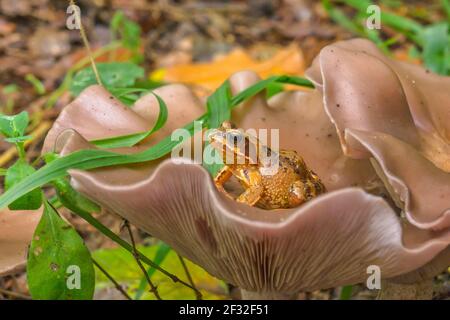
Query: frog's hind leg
[{"left": 236, "top": 185, "right": 263, "bottom": 206}]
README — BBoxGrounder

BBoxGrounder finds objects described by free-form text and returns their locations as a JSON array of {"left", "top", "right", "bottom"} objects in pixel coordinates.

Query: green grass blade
[
  {"left": 322, "top": 0, "right": 364, "bottom": 35},
  {"left": 0, "top": 76, "right": 313, "bottom": 209},
  {"left": 135, "top": 243, "right": 172, "bottom": 300},
  {"left": 91, "top": 93, "right": 168, "bottom": 148}
]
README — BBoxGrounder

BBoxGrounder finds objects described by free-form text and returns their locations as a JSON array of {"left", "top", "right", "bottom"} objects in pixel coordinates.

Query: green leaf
[
  {"left": 0, "top": 76, "right": 314, "bottom": 210},
  {"left": 93, "top": 244, "right": 228, "bottom": 300},
  {"left": 0, "top": 111, "right": 29, "bottom": 139},
  {"left": 135, "top": 242, "right": 172, "bottom": 300},
  {"left": 4, "top": 159, "right": 42, "bottom": 210},
  {"left": 4, "top": 135, "right": 32, "bottom": 144},
  {"left": 27, "top": 201, "right": 95, "bottom": 300},
  {"left": 91, "top": 92, "right": 168, "bottom": 149},
  {"left": 70, "top": 62, "right": 145, "bottom": 96},
  {"left": 421, "top": 23, "right": 450, "bottom": 75},
  {"left": 339, "top": 285, "right": 353, "bottom": 300},
  {"left": 110, "top": 11, "right": 141, "bottom": 50}
]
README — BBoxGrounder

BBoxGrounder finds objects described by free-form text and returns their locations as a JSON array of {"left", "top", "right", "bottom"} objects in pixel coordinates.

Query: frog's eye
[{"left": 226, "top": 132, "right": 243, "bottom": 145}]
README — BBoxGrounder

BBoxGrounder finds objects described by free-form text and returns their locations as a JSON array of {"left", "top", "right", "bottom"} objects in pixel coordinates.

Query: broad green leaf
[
  {"left": 93, "top": 244, "right": 228, "bottom": 300},
  {"left": 91, "top": 92, "right": 168, "bottom": 149},
  {"left": 421, "top": 23, "right": 450, "bottom": 75},
  {"left": 0, "top": 111, "right": 29, "bottom": 138},
  {"left": 4, "top": 159, "right": 42, "bottom": 210},
  {"left": 27, "top": 201, "right": 95, "bottom": 300},
  {"left": 70, "top": 62, "right": 145, "bottom": 96},
  {"left": 4, "top": 135, "right": 32, "bottom": 144},
  {"left": 0, "top": 76, "right": 314, "bottom": 210}
]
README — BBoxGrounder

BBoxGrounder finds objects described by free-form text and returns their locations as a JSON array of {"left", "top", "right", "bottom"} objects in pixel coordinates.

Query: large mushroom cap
[{"left": 41, "top": 38, "right": 450, "bottom": 292}]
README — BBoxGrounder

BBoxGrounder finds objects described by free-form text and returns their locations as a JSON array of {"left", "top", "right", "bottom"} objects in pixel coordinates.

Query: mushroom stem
[
  {"left": 240, "top": 290, "right": 297, "bottom": 300},
  {"left": 377, "top": 279, "right": 434, "bottom": 300}
]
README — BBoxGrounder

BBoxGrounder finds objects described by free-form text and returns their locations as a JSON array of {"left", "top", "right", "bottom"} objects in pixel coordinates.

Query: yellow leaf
[{"left": 152, "top": 44, "right": 305, "bottom": 93}]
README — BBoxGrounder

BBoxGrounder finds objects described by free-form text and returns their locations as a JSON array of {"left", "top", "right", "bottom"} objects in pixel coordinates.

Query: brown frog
[{"left": 208, "top": 122, "right": 326, "bottom": 209}]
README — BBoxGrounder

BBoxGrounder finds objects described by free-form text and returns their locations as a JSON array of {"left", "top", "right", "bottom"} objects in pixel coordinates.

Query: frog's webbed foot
[{"left": 236, "top": 184, "right": 263, "bottom": 207}]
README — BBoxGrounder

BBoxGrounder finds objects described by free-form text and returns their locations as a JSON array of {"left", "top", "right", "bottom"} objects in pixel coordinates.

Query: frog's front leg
[
  {"left": 236, "top": 184, "right": 263, "bottom": 206},
  {"left": 235, "top": 167, "right": 263, "bottom": 206},
  {"left": 214, "top": 165, "right": 233, "bottom": 194}
]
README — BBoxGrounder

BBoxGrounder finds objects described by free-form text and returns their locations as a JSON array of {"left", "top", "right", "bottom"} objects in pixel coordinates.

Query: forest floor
[{"left": 0, "top": 0, "right": 448, "bottom": 300}]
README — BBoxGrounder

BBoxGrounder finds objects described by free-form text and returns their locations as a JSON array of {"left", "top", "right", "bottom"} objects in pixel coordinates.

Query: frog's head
[{"left": 208, "top": 121, "right": 258, "bottom": 165}]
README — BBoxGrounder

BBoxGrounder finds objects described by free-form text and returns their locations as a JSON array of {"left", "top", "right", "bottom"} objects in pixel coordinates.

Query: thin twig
[
  {"left": 0, "top": 288, "right": 32, "bottom": 300},
  {"left": 177, "top": 253, "right": 202, "bottom": 300},
  {"left": 92, "top": 258, "right": 132, "bottom": 300},
  {"left": 69, "top": 0, "right": 102, "bottom": 86},
  {"left": 68, "top": 206, "right": 202, "bottom": 293},
  {"left": 124, "top": 220, "right": 162, "bottom": 300}
]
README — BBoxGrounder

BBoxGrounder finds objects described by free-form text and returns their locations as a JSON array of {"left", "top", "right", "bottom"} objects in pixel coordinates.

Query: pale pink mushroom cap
[{"left": 39, "top": 39, "right": 449, "bottom": 293}]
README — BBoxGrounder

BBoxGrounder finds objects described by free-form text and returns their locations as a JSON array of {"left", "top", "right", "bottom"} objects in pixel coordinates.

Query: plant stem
[
  {"left": 123, "top": 220, "right": 162, "bottom": 300},
  {"left": 92, "top": 259, "right": 132, "bottom": 300},
  {"left": 16, "top": 142, "right": 26, "bottom": 161},
  {"left": 177, "top": 253, "right": 202, "bottom": 300},
  {"left": 69, "top": 0, "right": 102, "bottom": 86},
  {"left": 69, "top": 205, "right": 201, "bottom": 294}
]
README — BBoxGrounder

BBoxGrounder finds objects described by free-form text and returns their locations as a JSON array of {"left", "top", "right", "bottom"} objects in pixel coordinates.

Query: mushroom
[
  {"left": 0, "top": 208, "right": 42, "bottom": 276},
  {"left": 40, "top": 39, "right": 449, "bottom": 299}
]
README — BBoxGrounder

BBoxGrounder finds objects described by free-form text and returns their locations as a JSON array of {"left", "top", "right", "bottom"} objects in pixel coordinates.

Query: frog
[{"left": 208, "top": 121, "right": 326, "bottom": 209}]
